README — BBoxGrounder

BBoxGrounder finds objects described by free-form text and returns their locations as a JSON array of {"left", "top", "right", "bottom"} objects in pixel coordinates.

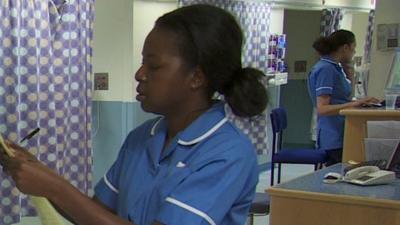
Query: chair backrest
[
  {"left": 270, "top": 107, "right": 288, "bottom": 154},
  {"left": 270, "top": 107, "right": 287, "bottom": 133}
]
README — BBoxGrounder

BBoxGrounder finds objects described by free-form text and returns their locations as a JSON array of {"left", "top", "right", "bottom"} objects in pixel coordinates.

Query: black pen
[{"left": 19, "top": 128, "right": 40, "bottom": 143}]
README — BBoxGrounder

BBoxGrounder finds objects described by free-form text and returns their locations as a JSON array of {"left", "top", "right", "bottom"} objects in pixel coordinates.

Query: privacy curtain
[
  {"left": 320, "top": 8, "right": 344, "bottom": 37},
  {"left": 0, "top": 0, "right": 94, "bottom": 224},
  {"left": 179, "top": 0, "right": 271, "bottom": 155},
  {"left": 363, "top": 9, "right": 375, "bottom": 64}
]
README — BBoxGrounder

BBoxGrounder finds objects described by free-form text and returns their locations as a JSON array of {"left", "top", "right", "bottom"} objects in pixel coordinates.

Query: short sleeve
[
  {"left": 155, "top": 145, "right": 258, "bottom": 225},
  {"left": 94, "top": 141, "right": 128, "bottom": 210},
  {"left": 315, "top": 66, "right": 336, "bottom": 96}
]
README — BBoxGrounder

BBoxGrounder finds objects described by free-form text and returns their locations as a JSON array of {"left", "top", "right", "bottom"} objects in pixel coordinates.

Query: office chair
[
  {"left": 248, "top": 192, "right": 270, "bottom": 225},
  {"left": 270, "top": 107, "right": 327, "bottom": 186}
]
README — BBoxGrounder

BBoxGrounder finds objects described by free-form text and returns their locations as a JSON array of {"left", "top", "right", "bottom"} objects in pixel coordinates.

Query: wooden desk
[
  {"left": 340, "top": 108, "right": 400, "bottom": 162},
  {"left": 268, "top": 164, "right": 400, "bottom": 225}
]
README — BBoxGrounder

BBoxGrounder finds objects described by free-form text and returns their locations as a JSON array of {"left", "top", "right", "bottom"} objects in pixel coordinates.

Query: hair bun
[{"left": 224, "top": 67, "right": 268, "bottom": 117}]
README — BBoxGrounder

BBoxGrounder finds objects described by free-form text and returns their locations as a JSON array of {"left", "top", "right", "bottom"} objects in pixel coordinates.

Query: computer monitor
[
  {"left": 387, "top": 139, "right": 400, "bottom": 178},
  {"left": 385, "top": 49, "right": 400, "bottom": 90}
]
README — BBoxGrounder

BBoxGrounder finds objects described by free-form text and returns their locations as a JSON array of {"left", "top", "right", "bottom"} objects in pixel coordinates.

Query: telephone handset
[
  {"left": 344, "top": 166, "right": 395, "bottom": 185},
  {"left": 344, "top": 166, "right": 379, "bottom": 180}
]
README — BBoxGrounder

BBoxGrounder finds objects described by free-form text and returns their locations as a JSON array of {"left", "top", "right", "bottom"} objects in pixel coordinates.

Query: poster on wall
[{"left": 377, "top": 23, "right": 399, "bottom": 50}]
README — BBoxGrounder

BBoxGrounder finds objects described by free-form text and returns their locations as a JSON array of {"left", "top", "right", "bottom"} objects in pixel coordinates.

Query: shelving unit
[
  {"left": 267, "top": 72, "right": 288, "bottom": 86},
  {"left": 267, "top": 34, "right": 288, "bottom": 86}
]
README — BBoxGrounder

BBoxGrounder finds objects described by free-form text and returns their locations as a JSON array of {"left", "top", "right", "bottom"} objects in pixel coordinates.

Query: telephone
[{"left": 344, "top": 166, "right": 396, "bottom": 186}]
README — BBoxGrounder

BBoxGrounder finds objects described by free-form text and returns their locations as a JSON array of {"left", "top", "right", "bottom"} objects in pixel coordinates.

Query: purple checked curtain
[
  {"left": 364, "top": 10, "right": 375, "bottom": 64},
  {"left": 0, "top": 0, "right": 94, "bottom": 224},
  {"left": 320, "top": 8, "right": 343, "bottom": 37}
]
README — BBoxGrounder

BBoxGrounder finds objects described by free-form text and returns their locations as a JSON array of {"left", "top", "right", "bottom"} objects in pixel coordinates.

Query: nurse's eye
[{"left": 147, "top": 64, "right": 162, "bottom": 71}]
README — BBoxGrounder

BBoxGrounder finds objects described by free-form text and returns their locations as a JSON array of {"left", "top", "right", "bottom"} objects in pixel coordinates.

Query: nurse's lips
[{"left": 136, "top": 87, "right": 146, "bottom": 101}]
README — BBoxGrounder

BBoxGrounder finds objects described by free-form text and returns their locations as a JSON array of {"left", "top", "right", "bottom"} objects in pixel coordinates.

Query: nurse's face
[
  {"left": 135, "top": 27, "right": 195, "bottom": 115},
  {"left": 342, "top": 42, "right": 356, "bottom": 63}
]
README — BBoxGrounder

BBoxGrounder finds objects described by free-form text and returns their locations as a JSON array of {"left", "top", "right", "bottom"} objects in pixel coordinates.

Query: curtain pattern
[
  {"left": 0, "top": 0, "right": 94, "bottom": 224},
  {"left": 320, "top": 8, "right": 344, "bottom": 37},
  {"left": 179, "top": 0, "right": 271, "bottom": 155},
  {"left": 363, "top": 10, "right": 375, "bottom": 64}
]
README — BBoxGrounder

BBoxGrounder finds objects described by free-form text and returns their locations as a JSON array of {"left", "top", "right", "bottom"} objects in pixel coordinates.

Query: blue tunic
[
  {"left": 94, "top": 102, "right": 259, "bottom": 225},
  {"left": 308, "top": 57, "right": 352, "bottom": 150}
]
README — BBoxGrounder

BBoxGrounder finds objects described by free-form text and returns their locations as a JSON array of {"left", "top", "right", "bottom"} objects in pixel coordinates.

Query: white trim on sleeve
[
  {"left": 165, "top": 197, "right": 216, "bottom": 225},
  {"left": 316, "top": 86, "right": 333, "bottom": 92},
  {"left": 103, "top": 174, "right": 119, "bottom": 194}
]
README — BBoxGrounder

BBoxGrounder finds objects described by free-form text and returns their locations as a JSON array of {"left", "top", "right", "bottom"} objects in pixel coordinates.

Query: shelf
[{"left": 266, "top": 72, "right": 288, "bottom": 86}]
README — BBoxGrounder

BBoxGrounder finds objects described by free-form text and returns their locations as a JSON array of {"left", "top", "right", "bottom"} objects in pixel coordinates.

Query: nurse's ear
[{"left": 189, "top": 67, "right": 208, "bottom": 90}]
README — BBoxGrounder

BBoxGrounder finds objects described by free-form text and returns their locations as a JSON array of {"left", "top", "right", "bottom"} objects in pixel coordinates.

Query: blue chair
[{"left": 270, "top": 107, "right": 327, "bottom": 185}]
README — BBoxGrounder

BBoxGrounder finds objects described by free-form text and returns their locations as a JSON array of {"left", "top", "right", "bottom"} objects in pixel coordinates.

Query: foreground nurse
[
  {"left": 308, "top": 30, "right": 378, "bottom": 166},
  {"left": 0, "top": 4, "right": 268, "bottom": 225}
]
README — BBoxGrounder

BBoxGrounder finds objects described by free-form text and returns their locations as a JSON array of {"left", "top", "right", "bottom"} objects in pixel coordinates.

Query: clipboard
[
  {"left": 0, "top": 134, "right": 65, "bottom": 225},
  {"left": 0, "top": 133, "right": 15, "bottom": 157}
]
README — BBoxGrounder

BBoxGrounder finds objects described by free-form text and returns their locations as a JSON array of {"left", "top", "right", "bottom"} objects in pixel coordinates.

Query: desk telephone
[{"left": 344, "top": 166, "right": 395, "bottom": 185}]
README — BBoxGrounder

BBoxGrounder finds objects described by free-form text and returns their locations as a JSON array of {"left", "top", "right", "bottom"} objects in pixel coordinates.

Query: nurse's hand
[
  {"left": 0, "top": 142, "right": 62, "bottom": 198},
  {"left": 352, "top": 96, "right": 381, "bottom": 107}
]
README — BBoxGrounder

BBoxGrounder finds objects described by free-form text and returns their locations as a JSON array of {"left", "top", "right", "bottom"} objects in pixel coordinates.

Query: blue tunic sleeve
[{"left": 315, "top": 66, "right": 337, "bottom": 97}]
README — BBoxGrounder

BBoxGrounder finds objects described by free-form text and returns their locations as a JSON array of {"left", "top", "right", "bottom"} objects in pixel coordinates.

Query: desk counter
[
  {"left": 340, "top": 108, "right": 400, "bottom": 162},
  {"left": 268, "top": 164, "right": 400, "bottom": 225}
]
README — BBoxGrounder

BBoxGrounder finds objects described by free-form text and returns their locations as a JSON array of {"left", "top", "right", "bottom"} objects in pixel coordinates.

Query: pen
[{"left": 20, "top": 128, "right": 40, "bottom": 143}]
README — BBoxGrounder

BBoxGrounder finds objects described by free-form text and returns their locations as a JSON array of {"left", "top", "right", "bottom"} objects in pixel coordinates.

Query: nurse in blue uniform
[
  {"left": 1, "top": 4, "right": 268, "bottom": 225},
  {"left": 308, "top": 30, "right": 379, "bottom": 166}
]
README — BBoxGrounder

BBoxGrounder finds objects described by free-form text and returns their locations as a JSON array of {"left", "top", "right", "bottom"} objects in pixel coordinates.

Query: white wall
[
  {"left": 270, "top": 8, "right": 284, "bottom": 34},
  {"left": 92, "top": 0, "right": 134, "bottom": 102},
  {"left": 368, "top": 0, "right": 400, "bottom": 98},
  {"left": 92, "top": 0, "right": 177, "bottom": 102},
  {"left": 341, "top": 11, "right": 353, "bottom": 31},
  {"left": 351, "top": 12, "right": 369, "bottom": 59},
  {"left": 132, "top": 1, "right": 178, "bottom": 101},
  {"left": 342, "top": 11, "right": 369, "bottom": 59}
]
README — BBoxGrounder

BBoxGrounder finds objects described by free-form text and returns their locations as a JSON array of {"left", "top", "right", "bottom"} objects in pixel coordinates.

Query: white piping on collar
[
  {"left": 150, "top": 117, "right": 163, "bottom": 136},
  {"left": 177, "top": 117, "right": 228, "bottom": 146}
]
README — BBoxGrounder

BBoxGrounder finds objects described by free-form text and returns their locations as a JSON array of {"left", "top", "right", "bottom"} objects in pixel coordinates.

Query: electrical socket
[{"left": 94, "top": 73, "right": 109, "bottom": 90}]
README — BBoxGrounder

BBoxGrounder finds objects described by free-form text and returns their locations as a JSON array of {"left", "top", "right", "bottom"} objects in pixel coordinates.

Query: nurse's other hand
[
  {"left": 0, "top": 141, "right": 35, "bottom": 170},
  {"left": 352, "top": 96, "right": 381, "bottom": 107}
]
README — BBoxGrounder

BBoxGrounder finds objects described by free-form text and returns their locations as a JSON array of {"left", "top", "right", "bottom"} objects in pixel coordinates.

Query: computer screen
[
  {"left": 387, "top": 139, "right": 400, "bottom": 178},
  {"left": 385, "top": 49, "right": 400, "bottom": 90}
]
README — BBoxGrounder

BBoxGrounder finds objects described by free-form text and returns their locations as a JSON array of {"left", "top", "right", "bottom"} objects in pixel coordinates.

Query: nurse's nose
[{"left": 135, "top": 66, "right": 147, "bottom": 82}]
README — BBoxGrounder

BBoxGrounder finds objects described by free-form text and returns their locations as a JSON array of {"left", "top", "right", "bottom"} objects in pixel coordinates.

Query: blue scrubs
[
  {"left": 94, "top": 102, "right": 259, "bottom": 225},
  {"left": 307, "top": 57, "right": 352, "bottom": 150}
]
